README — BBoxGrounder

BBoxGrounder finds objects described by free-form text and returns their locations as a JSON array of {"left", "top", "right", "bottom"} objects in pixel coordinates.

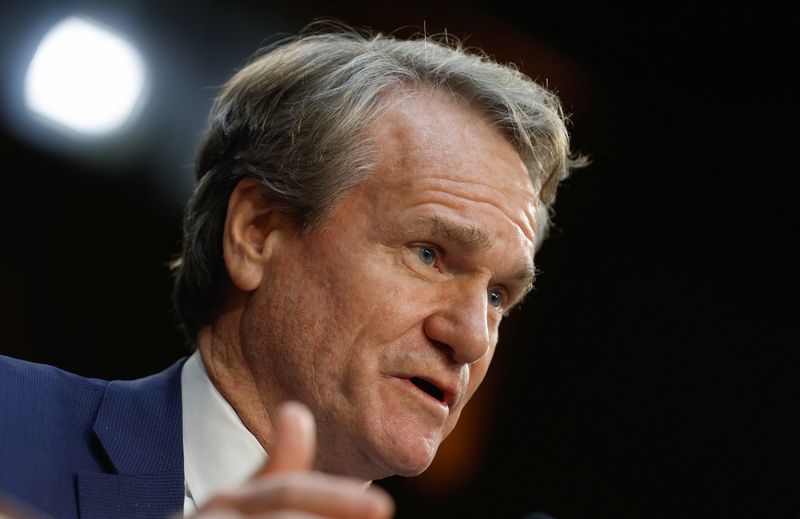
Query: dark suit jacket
[{"left": 0, "top": 355, "right": 187, "bottom": 519}]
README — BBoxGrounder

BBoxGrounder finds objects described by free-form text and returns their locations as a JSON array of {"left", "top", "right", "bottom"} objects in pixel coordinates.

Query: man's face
[{"left": 239, "top": 90, "right": 538, "bottom": 480}]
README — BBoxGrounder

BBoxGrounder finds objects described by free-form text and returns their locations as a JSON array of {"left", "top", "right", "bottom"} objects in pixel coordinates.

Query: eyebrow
[
  {"left": 416, "top": 214, "right": 491, "bottom": 250},
  {"left": 404, "top": 214, "right": 537, "bottom": 298}
]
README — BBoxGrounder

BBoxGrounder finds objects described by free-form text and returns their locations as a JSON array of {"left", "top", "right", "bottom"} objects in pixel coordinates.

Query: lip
[
  {"left": 395, "top": 373, "right": 458, "bottom": 410},
  {"left": 399, "top": 377, "right": 450, "bottom": 416}
]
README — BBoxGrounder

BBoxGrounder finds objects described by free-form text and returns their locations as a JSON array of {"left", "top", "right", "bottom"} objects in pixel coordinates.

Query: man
[{"left": 0, "top": 25, "right": 579, "bottom": 518}]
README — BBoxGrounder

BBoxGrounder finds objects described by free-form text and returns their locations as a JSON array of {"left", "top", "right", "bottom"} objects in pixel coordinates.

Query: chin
[
  {"left": 346, "top": 392, "right": 451, "bottom": 479},
  {"left": 392, "top": 460, "right": 434, "bottom": 478},
  {"left": 368, "top": 429, "right": 441, "bottom": 479},
  {"left": 315, "top": 420, "right": 438, "bottom": 480}
]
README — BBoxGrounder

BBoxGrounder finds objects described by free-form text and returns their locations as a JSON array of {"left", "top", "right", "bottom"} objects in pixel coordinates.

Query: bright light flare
[{"left": 24, "top": 17, "right": 146, "bottom": 135}]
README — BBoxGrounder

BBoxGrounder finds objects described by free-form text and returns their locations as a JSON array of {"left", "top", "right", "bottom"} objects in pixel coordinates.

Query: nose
[{"left": 423, "top": 279, "right": 493, "bottom": 365}]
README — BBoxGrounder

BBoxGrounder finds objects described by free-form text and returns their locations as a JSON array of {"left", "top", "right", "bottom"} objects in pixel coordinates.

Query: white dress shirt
[{"left": 181, "top": 351, "right": 267, "bottom": 515}]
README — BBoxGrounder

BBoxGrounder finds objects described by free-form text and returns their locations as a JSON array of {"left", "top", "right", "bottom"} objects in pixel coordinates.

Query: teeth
[{"left": 410, "top": 377, "right": 444, "bottom": 402}]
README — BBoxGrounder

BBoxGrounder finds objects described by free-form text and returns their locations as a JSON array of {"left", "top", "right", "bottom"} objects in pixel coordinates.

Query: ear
[{"left": 222, "top": 177, "right": 292, "bottom": 292}]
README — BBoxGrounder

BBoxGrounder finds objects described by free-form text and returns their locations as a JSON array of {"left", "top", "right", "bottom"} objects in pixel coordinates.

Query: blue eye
[
  {"left": 488, "top": 288, "right": 504, "bottom": 308},
  {"left": 418, "top": 246, "right": 436, "bottom": 266}
]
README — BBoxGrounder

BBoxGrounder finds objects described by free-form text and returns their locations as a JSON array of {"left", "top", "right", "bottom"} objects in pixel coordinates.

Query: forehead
[{"left": 363, "top": 89, "right": 538, "bottom": 245}]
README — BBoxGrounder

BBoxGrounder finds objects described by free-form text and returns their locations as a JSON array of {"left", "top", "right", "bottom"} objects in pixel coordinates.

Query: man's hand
[{"left": 192, "top": 402, "right": 394, "bottom": 518}]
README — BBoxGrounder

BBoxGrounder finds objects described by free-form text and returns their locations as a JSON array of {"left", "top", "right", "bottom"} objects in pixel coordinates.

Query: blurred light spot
[{"left": 24, "top": 17, "right": 146, "bottom": 136}]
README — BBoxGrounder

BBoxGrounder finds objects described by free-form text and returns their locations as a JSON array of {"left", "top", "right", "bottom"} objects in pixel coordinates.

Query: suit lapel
[{"left": 78, "top": 358, "right": 187, "bottom": 519}]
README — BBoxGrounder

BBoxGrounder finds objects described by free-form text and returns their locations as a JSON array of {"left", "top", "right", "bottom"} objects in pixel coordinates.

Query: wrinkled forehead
[
  {"left": 364, "top": 89, "right": 539, "bottom": 237},
  {"left": 372, "top": 86, "right": 541, "bottom": 187}
]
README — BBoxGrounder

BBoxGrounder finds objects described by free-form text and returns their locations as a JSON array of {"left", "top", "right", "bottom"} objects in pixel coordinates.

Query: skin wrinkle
[
  {"left": 199, "top": 309, "right": 275, "bottom": 453},
  {"left": 425, "top": 189, "right": 537, "bottom": 243},
  {"left": 411, "top": 213, "right": 537, "bottom": 294},
  {"left": 384, "top": 175, "right": 538, "bottom": 244},
  {"left": 409, "top": 173, "right": 534, "bottom": 203},
  {"left": 380, "top": 191, "right": 534, "bottom": 247},
  {"left": 382, "top": 214, "right": 535, "bottom": 311},
  {"left": 392, "top": 199, "right": 534, "bottom": 306}
]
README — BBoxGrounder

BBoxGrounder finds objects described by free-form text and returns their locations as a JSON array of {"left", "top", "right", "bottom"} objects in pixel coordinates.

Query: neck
[{"left": 196, "top": 314, "right": 277, "bottom": 456}]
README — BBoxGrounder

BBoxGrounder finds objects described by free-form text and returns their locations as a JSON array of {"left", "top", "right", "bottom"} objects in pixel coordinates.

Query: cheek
[{"left": 241, "top": 242, "right": 344, "bottom": 369}]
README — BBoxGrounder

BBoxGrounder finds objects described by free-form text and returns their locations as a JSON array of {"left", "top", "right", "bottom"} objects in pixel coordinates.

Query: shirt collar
[{"left": 181, "top": 350, "right": 267, "bottom": 508}]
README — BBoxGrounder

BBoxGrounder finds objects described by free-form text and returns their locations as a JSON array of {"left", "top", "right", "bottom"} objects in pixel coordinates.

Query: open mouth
[{"left": 409, "top": 376, "right": 445, "bottom": 403}]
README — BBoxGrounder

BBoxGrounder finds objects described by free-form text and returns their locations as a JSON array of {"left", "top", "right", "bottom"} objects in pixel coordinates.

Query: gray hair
[{"left": 171, "top": 24, "right": 583, "bottom": 341}]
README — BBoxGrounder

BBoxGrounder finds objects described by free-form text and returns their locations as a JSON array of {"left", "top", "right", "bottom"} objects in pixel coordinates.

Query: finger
[
  {"left": 210, "top": 473, "right": 393, "bottom": 519},
  {"left": 256, "top": 401, "right": 316, "bottom": 476}
]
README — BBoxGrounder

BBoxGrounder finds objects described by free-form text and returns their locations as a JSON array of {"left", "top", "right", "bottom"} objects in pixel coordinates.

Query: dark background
[{"left": 0, "top": 2, "right": 796, "bottom": 518}]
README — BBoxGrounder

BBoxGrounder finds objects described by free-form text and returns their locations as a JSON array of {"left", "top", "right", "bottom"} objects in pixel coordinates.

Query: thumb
[{"left": 255, "top": 401, "right": 316, "bottom": 476}]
